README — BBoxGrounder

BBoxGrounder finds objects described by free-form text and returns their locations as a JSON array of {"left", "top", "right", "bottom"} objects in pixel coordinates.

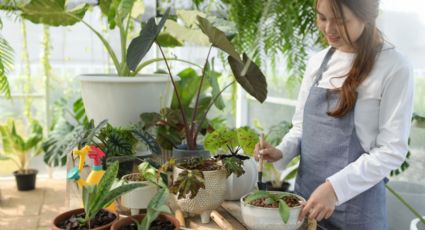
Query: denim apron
[{"left": 294, "top": 47, "right": 387, "bottom": 230}]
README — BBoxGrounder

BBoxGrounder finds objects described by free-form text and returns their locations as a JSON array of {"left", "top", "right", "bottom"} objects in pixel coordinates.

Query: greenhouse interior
[{"left": 0, "top": 0, "right": 424, "bottom": 230}]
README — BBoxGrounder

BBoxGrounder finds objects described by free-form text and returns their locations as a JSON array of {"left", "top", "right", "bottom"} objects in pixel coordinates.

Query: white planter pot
[
  {"left": 387, "top": 181, "right": 425, "bottom": 230},
  {"left": 79, "top": 74, "right": 176, "bottom": 127},
  {"left": 411, "top": 216, "right": 425, "bottom": 230},
  {"left": 225, "top": 157, "right": 257, "bottom": 200},
  {"left": 121, "top": 174, "right": 158, "bottom": 215},
  {"left": 172, "top": 166, "right": 227, "bottom": 224},
  {"left": 240, "top": 191, "right": 305, "bottom": 230}
]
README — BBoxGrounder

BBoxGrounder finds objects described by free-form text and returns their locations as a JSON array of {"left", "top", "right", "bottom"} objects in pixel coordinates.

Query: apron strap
[{"left": 313, "top": 47, "right": 336, "bottom": 86}]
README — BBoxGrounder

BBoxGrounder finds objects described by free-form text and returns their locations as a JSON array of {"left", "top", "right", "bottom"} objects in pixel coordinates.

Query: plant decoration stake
[
  {"left": 257, "top": 133, "right": 267, "bottom": 190},
  {"left": 68, "top": 145, "right": 115, "bottom": 210}
]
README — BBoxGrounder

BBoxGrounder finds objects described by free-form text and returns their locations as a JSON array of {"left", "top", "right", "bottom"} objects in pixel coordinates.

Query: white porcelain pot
[
  {"left": 121, "top": 174, "right": 158, "bottom": 215},
  {"left": 410, "top": 216, "right": 425, "bottom": 230},
  {"left": 225, "top": 157, "right": 257, "bottom": 200},
  {"left": 240, "top": 191, "right": 305, "bottom": 230},
  {"left": 79, "top": 74, "right": 176, "bottom": 127},
  {"left": 387, "top": 181, "right": 425, "bottom": 230},
  {"left": 172, "top": 166, "right": 227, "bottom": 224}
]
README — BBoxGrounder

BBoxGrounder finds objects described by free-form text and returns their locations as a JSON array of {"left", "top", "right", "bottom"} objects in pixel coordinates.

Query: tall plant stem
[
  {"left": 21, "top": 20, "right": 32, "bottom": 121},
  {"left": 156, "top": 43, "right": 192, "bottom": 148},
  {"left": 189, "top": 45, "right": 213, "bottom": 144},
  {"left": 194, "top": 80, "right": 235, "bottom": 141},
  {"left": 386, "top": 184, "right": 425, "bottom": 225}
]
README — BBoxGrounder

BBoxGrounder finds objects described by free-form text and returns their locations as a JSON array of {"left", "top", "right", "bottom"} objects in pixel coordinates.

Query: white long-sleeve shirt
[{"left": 274, "top": 45, "right": 414, "bottom": 205}]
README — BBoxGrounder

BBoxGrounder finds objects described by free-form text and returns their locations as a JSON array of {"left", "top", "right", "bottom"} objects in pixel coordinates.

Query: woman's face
[{"left": 316, "top": 0, "right": 366, "bottom": 52}]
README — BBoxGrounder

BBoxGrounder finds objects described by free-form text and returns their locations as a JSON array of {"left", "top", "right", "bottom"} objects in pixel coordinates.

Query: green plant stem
[
  {"left": 189, "top": 45, "right": 213, "bottom": 146},
  {"left": 66, "top": 14, "right": 121, "bottom": 74},
  {"left": 194, "top": 80, "right": 235, "bottom": 141},
  {"left": 156, "top": 43, "right": 192, "bottom": 148},
  {"left": 21, "top": 20, "right": 32, "bottom": 121},
  {"left": 132, "top": 58, "right": 202, "bottom": 75},
  {"left": 386, "top": 184, "right": 425, "bottom": 225}
]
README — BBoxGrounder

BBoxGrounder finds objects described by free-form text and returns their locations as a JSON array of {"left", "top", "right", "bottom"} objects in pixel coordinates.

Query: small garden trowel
[{"left": 257, "top": 133, "right": 268, "bottom": 190}]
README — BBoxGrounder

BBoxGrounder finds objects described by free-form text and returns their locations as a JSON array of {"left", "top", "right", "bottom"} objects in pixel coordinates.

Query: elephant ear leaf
[
  {"left": 228, "top": 53, "right": 267, "bottom": 103},
  {"left": 196, "top": 16, "right": 241, "bottom": 63},
  {"left": 21, "top": 0, "right": 88, "bottom": 26},
  {"left": 126, "top": 8, "right": 170, "bottom": 71}
]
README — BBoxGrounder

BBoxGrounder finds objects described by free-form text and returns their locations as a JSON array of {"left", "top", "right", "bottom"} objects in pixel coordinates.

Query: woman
[{"left": 254, "top": 0, "right": 414, "bottom": 229}]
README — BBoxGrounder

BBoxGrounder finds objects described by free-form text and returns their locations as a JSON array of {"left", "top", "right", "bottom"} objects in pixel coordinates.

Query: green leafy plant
[
  {"left": 0, "top": 17, "right": 14, "bottom": 98},
  {"left": 150, "top": 15, "right": 267, "bottom": 151},
  {"left": 136, "top": 188, "right": 172, "bottom": 230},
  {"left": 98, "top": 123, "right": 138, "bottom": 157},
  {"left": 14, "top": 0, "right": 183, "bottom": 76},
  {"left": 244, "top": 191, "right": 302, "bottom": 224},
  {"left": 0, "top": 118, "right": 43, "bottom": 172},
  {"left": 80, "top": 161, "right": 145, "bottom": 228}
]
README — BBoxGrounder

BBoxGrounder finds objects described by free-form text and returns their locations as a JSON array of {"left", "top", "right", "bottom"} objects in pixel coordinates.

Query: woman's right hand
[{"left": 254, "top": 141, "right": 283, "bottom": 163}]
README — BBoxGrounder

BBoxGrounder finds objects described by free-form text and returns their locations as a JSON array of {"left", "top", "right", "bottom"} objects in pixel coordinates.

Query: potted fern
[
  {"left": 0, "top": 118, "right": 43, "bottom": 191},
  {"left": 52, "top": 161, "right": 144, "bottom": 230}
]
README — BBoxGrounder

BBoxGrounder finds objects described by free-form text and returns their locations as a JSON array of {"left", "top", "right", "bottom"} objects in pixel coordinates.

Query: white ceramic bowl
[{"left": 240, "top": 191, "right": 305, "bottom": 230}]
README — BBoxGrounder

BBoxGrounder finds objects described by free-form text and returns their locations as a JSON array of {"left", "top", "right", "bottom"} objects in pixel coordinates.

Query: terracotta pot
[
  {"left": 111, "top": 214, "right": 180, "bottom": 230},
  {"left": 52, "top": 208, "right": 118, "bottom": 230}
]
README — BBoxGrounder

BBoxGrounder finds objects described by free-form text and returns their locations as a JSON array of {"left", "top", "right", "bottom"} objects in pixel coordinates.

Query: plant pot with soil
[
  {"left": 0, "top": 119, "right": 43, "bottom": 191},
  {"left": 240, "top": 191, "right": 305, "bottom": 230},
  {"left": 204, "top": 126, "right": 259, "bottom": 200},
  {"left": 121, "top": 172, "right": 159, "bottom": 216},
  {"left": 112, "top": 189, "right": 179, "bottom": 230},
  {"left": 52, "top": 161, "right": 145, "bottom": 230}
]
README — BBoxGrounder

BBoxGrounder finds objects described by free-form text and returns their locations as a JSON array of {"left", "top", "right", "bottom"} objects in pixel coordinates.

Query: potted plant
[
  {"left": 141, "top": 14, "right": 267, "bottom": 162},
  {"left": 240, "top": 191, "right": 305, "bottom": 230},
  {"left": 203, "top": 126, "right": 259, "bottom": 200},
  {"left": 52, "top": 161, "right": 145, "bottom": 230},
  {"left": 120, "top": 162, "right": 165, "bottom": 216},
  {"left": 111, "top": 188, "right": 180, "bottom": 230},
  {"left": 0, "top": 118, "right": 43, "bottom": 191},
  {"left": 16, "top": 1, "right": 186, "bottom": 126}
]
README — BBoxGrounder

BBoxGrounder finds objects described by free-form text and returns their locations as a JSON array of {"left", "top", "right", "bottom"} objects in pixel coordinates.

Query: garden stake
[{"left": 257, "top": 133, "right": 267, "bottom": 190}]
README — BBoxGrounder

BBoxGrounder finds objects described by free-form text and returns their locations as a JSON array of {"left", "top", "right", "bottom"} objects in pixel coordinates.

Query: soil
[
  {"left": 179, "top": 159, "right": 222, "bottom": 171},
  {"left": 248, "top": 195, "right": 301, "bottom": 208},
  {"left": 57, "top": 209, "right": 116, "bottom": 230},
  {"left": 118, "top": 219, "right": 175, "bottom": 230},
  {"left": 124, "top": 173, "right": 145, "bottom": 182},
  {"left": 13, "top": 169, "right": 37, "bottom": 175}
]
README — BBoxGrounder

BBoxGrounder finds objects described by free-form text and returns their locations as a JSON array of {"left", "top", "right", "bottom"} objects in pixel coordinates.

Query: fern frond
[{"left": 0, "top": 34, "right": 14, "bottom": 99}]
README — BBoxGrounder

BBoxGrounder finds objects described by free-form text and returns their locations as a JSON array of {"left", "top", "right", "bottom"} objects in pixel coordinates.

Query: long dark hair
[{"left": 317, "top": 0, "right": 384, "bottom": 117}]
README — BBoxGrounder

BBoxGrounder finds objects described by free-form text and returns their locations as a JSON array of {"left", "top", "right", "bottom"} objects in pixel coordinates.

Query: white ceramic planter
[
  {"left": 121, "top": 173, "right": 158, "bottom": 215},
  {"left": 410, "top": 216, "right": 425, "bottom": 230},
  {"left": 225, "top": 157, "right": 257, "bottom": 200},
  {"left": 79, "top": 74, "right": 176, "bottom": 127},
  {"left": 240, "top": 191, "right": 305, "bottom": 230},
  {"left": 172, "top": 166, "right": 227, "bottom": 224},
  {"left": 387, "top": 181, "right": 425, "bottom": 230}
]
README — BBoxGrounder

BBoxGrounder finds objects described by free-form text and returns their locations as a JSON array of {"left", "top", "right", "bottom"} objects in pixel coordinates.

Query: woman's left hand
[{"left": 299, "top": 180, "right": 337, "bottom": 222}]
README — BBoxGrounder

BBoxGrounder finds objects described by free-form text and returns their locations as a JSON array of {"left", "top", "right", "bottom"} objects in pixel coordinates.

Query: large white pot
[
  {"left": 225, "top": 157, "right": 257, "bottom": 200},
  {"left": 411, "top": 216, "right": 425, "bottom": 230},
  {"left": 240, "top": 191, "right": 305, "bottom": 230},
  {"left": 172, "top": 166, "right": 227, "bottom": 224},
  {"left": 121, "top": 173, "right": 158, "bottom": 216},
  {"left": 387, "top": 181, "right": 425, "bottom": 230},
  {"left": 79, "top": 74, "right": 176, "bottom": 127}
]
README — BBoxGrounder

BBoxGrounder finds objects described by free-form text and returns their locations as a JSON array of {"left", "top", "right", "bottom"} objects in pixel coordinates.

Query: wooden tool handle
[
  {"left": 175, "top": 208, "right": 186, "bottom": 227},
  {"left": 259, "top": 133, "right": 265, "bottom": 172},
  {"left": 210, "top": 210, "right": 235, "bottom": 230}
]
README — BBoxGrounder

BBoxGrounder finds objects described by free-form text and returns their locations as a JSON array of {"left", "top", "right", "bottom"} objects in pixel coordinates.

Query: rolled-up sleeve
[{"left": 327, "top": 64, "right": 414, "bottom": 205}]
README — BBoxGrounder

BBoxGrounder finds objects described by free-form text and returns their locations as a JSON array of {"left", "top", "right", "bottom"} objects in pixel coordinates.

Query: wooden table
[{"left": 184, "top": 201, "right": 324, "bottom": 230}]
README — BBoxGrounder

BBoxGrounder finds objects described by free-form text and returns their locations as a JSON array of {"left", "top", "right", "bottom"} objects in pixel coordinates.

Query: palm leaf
[{"left": 0, "top": 35, "right": 14, "bottom": 99}]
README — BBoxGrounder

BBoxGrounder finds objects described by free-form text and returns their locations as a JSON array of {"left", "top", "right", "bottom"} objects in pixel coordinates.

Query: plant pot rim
[
  {"left": 175, "top": 164, "right": 225, "bottom": 173},
  {"left": 13, "top": 169, "right": 38, "bottom": 175},
  {"left": 241, "top": 191, "right": 305, "bottom": 209},
  {"left": 111, "top": 213, "right": 180, "bottom": 230},
  {"left": 121, "top": 173, "right": 154, "bottom": 183},
  {"left": 52, "top": 208, "right": 118, "bottom": 230},
  {"left": 78, "top": 74, "right": 179, "bottom": 83}
]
